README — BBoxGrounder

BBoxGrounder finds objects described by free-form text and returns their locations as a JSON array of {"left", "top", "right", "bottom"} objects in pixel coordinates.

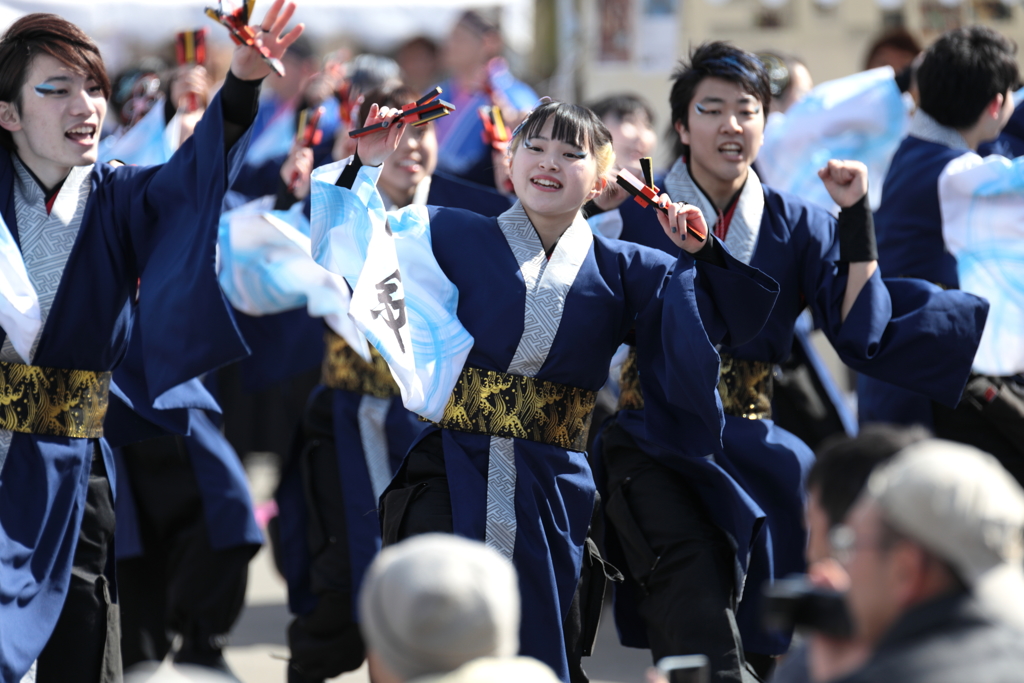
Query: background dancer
[{"left": 0, "top": 4, "right": 302, "bottom": 681}]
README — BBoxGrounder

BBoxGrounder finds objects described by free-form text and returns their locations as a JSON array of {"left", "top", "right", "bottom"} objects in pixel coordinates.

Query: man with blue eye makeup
[
  {"left": 587, "top": 41, "right": 988, "bottom": 682},
  {"left": 0, "top": 8, "right": 302, "bottom": 682}
]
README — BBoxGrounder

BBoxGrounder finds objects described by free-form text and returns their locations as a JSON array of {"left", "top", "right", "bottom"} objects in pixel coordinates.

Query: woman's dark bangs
[
  {"left": 549, "top": 106, "right": 588, "bottom": 151},
  {"left": 521, "top": 103, "right": 591, "bottom": 151}
]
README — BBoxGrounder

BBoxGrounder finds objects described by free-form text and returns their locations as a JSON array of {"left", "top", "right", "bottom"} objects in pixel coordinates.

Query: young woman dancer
[{"left": 309, "top": 100, "right": 780, "bottom": 682}]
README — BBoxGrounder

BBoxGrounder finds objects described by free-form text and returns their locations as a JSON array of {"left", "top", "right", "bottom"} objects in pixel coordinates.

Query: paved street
[{"left": 127, "top": 456, "right": 653, "bottom": 683}]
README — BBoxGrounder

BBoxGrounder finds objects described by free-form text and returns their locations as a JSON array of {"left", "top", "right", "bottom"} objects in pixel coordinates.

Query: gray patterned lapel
[
  {"left": 485, "top": 201, "right": 594, "bottom": 561},
  {"left": 2, "top": 159, "right": 93, "bottom": 364},
  {"left": 496, "top": 200, "right": 593, "bottom": 376},
  {"left": 663, "top": 157, "right": 765, "bottom": 265},
  {"left": 0, "top": 160, "right": 92, "bottom": 475}
]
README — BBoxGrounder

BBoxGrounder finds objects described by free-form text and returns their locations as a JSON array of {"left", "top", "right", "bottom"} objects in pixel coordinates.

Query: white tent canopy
[{"left": 0, "top": 0, "right": 532, "bottom": 54}]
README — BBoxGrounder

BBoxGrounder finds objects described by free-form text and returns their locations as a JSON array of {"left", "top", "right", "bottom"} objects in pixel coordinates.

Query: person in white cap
[
  {"left": 358, "top": 533, "right": 558, "bottom": 683},
  {"left": 827, "top": 438, "right": 1024, "bottom": 683}
]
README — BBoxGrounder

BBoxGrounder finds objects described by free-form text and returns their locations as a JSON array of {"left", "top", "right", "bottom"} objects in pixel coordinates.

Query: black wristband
[
  {"left": 583, "top": 199, "right": 610, "bottom": 219},
  {"left": 690, "top": 233, "right": 727, "bottom": 268},
  {"left": 221, "top": 71, "right": 262, "bottom": 129},
  {"left": 837, "top": 193, "right": 878, "bottom": 262},
  {"left": 336, "top": 154, "right": 365, "bottom": 189}
]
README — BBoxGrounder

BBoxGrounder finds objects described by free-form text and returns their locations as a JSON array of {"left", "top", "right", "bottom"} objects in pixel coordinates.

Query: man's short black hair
[
  {"left": 917, "top": 26, "right": 1020, "bottom": 130},
  {"left": 808, "top": 424, "right": 931, "bottom": 528},
  {"left": 587, "top": 93, "right": 655, "bottom": 127},
  {"left": 668, "top": 41, "right": 772, "bottom": 160}
]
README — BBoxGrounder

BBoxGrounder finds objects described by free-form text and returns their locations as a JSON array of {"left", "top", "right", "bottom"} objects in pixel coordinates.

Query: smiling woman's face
[
  {"left": 508, "top": 117, "right": 602, "bottom": 219},
  {"left": 0, "top": 53, "right": 107, "bottom": 183}
]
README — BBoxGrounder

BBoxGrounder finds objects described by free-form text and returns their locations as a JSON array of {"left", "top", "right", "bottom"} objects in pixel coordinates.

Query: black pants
[
  {"left": 600, "top": 420, "right": 753, "bottom": 683},
  {"left": 219, "top": 363, "right": 321, "bottom": 462},
  {"left": 118, "top": 434, "right": 253, "bottom": 668},
  {"left": 287, "top": 389, "right": 367, "bottom": 683},
  {"left": 933, "top": 382, "right": 1024, "bottom": 486},
  {"left": 379, "top": 431, "right": 601, "bottom": 683},
  {"left": 37, "top": 448, "right": 120, "bottom": 683}
]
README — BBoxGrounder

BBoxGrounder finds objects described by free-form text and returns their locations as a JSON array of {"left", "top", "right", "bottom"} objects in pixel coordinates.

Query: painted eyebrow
[
  {"left": 699, "top": 97, "right": 726, "bottom": 104},
  {"left": 41, "top": 76, "right": 74, "bottom": 84}
]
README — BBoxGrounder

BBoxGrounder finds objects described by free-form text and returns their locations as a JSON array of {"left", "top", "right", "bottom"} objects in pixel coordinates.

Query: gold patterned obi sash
[
  {"left": 436, "top": 365, "right": 597, "bottom": 452},
  {"left": 616, "top": 347, "right": 774, "bottom": 420},
  {"left": 0, "top": 361, "right": 111, "bottom": 438},
  {"left": 320, "top": 330, "right": 401, "bottom": 398}
]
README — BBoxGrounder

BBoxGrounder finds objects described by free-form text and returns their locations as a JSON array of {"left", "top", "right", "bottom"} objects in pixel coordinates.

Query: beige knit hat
[
  {"left": 866, "top": 439, "right": 1024, "bottom": 630},
  {"left": 359, "top": 534, "right": 521, "bottom": 681}
]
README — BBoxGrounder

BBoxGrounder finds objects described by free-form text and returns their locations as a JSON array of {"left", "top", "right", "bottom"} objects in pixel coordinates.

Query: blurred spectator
[
  {"left": 771, "top": 425, "right": 929, "bottom": 683},
  {"left": 359, "top": 534, "right": 521, "bottom": 683},
  {"left": 829, "top": 440, "right": 1024, "bottom": 683},
  {"left": 397, "top": 36, "right": 441, "bottom": 95},
  {"left": 588, "top": 93, "right": 658, "bottom": 176},
  {"left": 433, "top": 10, "right": 537, "bottom": 187},
  {"left": 864, "top": 29, "right": 921, "bottom": 74},
  {"left": 331, "top": 53, "right": 402, "bottom": 161},
  {"left": 758, "top": 51, "right": 813, "bottom": 114},
  {"left": 233, "top": 33, "right": 321, "bottom": 202}
]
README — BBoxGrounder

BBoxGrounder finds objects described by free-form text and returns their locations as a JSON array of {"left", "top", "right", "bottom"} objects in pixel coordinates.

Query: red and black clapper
[
  {"left": 348, "top": 87, "right": 455, "bottom": 139},
  {"left": 175, "top": 28, "right": 208, "bottom": 113},
  {"left": 616, "top": 157, "right": 706, "bottom": 241},
  {"left": 479, "top": 105, "right": 510, "bottom": 152},
  {"left": 176, "top": 28, "right": 208, "bottom": 66},
  {"left": 205, "top": 0, "right": 285, "bottom": 78}
]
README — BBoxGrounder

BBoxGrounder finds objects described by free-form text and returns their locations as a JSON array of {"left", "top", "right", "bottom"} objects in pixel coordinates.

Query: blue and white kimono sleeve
[
  {"left": 217, "top": 196, "right": 366, "bottom": 359},
  {"left": 311, "top": 158, "right": 474, "bottom": 421},
  {"left": 758, "top": 67, "right": 909, "bottom": 213},
  {"left": 939, "top": 152, "right": 1024, "bottom": 376}
]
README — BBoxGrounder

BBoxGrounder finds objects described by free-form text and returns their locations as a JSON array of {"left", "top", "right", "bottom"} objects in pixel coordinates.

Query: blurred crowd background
[{"left": 3, "top": 0, "right": 1024, "bottom": 168}]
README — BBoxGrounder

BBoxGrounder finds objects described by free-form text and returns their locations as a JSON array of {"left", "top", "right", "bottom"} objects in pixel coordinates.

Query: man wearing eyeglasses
[{"left": 826, "top": 440, "right": 1024, "bottom": 683}]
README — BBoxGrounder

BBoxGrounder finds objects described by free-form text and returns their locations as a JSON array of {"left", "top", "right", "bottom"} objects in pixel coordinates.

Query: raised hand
[
  {"left": 655, "top": 194, "right": 710, "bottom": 254},
  {"left": 355, "top": 103, "right": 407, "bottom": 167},
  {"left": 818, "top": 159, "right": 869, "bottom": 209},
  {"left": 281, "top": 145, "right": 314, "bottom": 199},
  {"left": 592, "top": 173, "right": 629, "bottom": 211},
  {"left": 230, "top": 0, "right": 304, "bottom": 82},
  {"left": 170, "top": 64, "right": 209, "bottom": 112}
]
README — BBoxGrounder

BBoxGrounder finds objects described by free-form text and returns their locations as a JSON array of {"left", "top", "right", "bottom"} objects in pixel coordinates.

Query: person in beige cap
[
  {"left": 359, "top": 533, "right": 558, "bottom": 683},
  {"left": 826, "top": 438, "right": 1024, "bottom": 683}
]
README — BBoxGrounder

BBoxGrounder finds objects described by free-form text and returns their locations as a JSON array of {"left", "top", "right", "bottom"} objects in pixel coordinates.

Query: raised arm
[{"left": 816, "top": 159, "right": 877, "bottom": 321}]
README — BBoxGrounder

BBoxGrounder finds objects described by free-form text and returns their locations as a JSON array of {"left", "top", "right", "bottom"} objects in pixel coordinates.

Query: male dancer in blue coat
[
  {"left": 591, "top": 42, "right": 987, "bottom": 681},
  {"left": 859, "top": 26, "right": 1021, "bottom": 476},
  {"left": 0, "top": 7, "right": 302, "bottom": 681}
]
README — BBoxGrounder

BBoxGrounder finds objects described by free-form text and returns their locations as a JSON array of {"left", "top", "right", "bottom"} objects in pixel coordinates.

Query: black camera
[{"left": 761, "top": 576, "right": 854, "bottom": 638}]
